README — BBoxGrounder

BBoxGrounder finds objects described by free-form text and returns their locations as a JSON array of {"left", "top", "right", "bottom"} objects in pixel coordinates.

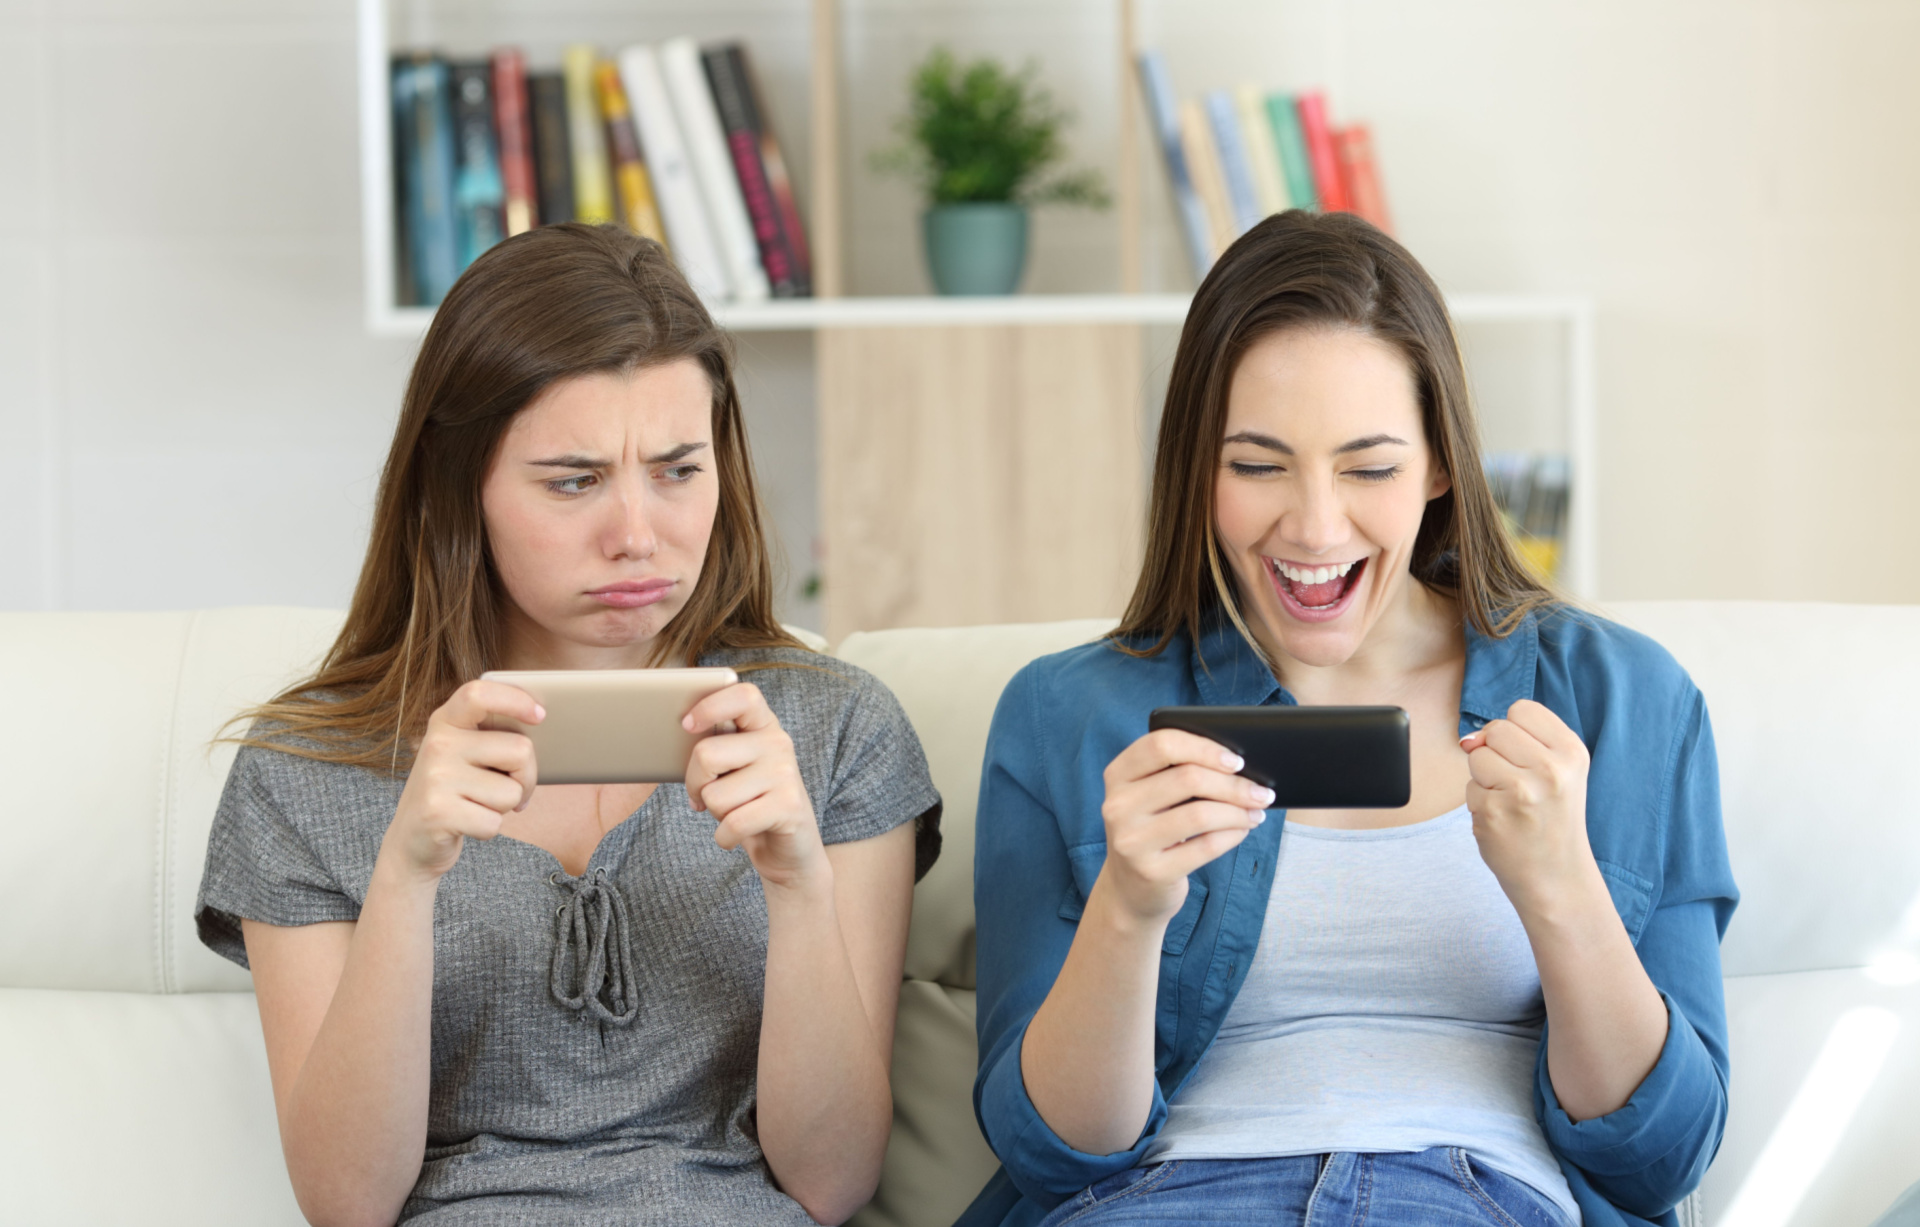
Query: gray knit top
[{"left": 196, "top": 647, "right": 942, "bottom": 1225}]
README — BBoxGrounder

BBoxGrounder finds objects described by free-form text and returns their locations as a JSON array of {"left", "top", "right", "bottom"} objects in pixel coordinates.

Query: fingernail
[
  {"left": 533, "top": 704, "right": 546, "bottom": 721},
  {"left": 1223, "top": 752, "right": 1245, "bottom": 772},
  {"left": 1255, "top": 786, "right": 1276, "bottom": 806},
  {"left": 1249, "top": 811, "right": 1266, "bottom": 825}
]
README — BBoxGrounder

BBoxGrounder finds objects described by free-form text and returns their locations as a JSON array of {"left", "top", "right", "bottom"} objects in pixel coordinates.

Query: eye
[
  {"left": 660, "top": 463, "right": 704, "bottom": 484},
  {"left": 1226, "top": 460, "right": 1282, "bottom": 478},
  {"left": 544, "top": 474, "right": 597, "bottom": 495},
  {"left": 1349, "top": 465, "right": 1403, "bottom": 482}
]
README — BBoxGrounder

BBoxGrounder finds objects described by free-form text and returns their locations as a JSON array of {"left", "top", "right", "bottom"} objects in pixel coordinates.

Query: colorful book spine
[
  {"left": 388, "top": 56, "right": 419, "bottom": 306},
  {"left": 1295, "top": 90, "right": 1348, "bottom": 213},
  {"left": 491, "top": 49, "right": 536, "bottom": 234},
  {"left": 1234, "top": 84, "right": 1291, "bottom": 215},
  {"left": 561, "top": 45, "right": 613, "bottom": 223},
  {"left": 593, "top": 60, "right": 667, "bottom": 245},
  {"left": 703, "top": 43, "right": 808, "bottom": 297},
  {"left": 618, "top": 45, "right": 729, "bottom": 301},
  {"left": 1205, "top": 90, "right": 1262, "bottom": 235},
  {"left": 397, "top": 54, "right": 458, "bottom": 305},
  {"left": 1177, "top": 98, "right": 1233, "bottom": 260},
  {"left": 1134, "top": 51, "right": 1214, "bottom": 282},
  {"left": 737, "top": 46, "right": 810, "bottom": 293},
  {"left": 1266, "top": 94, "right": 1319, "bottom": 212},
  {"left": 449, "top": 60, "right": 506, "bottom": 270},
  {"left": 1333, "top": 124, "right": 1392, "bottom": 233},
  {"left": 527, "top": 73, "right": 574, "bottom": 226},
  {"left": 662, "top": 37, "right": 769, "bottom": 302}
]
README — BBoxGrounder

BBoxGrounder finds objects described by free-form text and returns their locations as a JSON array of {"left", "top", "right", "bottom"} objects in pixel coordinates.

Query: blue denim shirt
[{"left": 960, "top": 607, "right": 1737, "bottom": 1227}]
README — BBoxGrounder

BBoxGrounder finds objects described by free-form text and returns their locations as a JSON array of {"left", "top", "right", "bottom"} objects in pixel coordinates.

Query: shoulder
[{"left": 1531, "top": 604, "right": 1700, "bottom": 708}]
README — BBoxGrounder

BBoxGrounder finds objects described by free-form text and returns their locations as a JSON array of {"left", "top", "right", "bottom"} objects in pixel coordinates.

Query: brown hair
[
  {"left": 1115, "top": 210, "right": 1554, "bottom": 658},
  {"left": 239, "top": 223, "right": 802, "bottom": 770}
]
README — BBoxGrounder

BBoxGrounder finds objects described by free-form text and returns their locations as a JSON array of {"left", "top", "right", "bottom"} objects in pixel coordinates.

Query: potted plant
[{"left": 873, "top": 48, "right": 1109, "bottom": 296}]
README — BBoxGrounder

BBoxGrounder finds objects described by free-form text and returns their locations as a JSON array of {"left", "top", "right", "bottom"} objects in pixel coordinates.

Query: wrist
[
  {"left": 1511, "top": 854, "right": 1614, "bottom": 938},
  {"left": 760, "top": 855, "right": 837, "bottom": 910},
  {"left": 1084, "top": 873, "right": 1177, "bottom": 946},
  {"left": 370, "top": 841, "right": 447, "bottom": 900}
]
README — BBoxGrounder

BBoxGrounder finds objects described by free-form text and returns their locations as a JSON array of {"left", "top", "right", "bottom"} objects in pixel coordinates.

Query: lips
[
  {"left": 587, "top": 578, "right": 675, "bottom": 609},
  {"left": 1265, "top": 556, "right": 1367, "bottom": 623}
]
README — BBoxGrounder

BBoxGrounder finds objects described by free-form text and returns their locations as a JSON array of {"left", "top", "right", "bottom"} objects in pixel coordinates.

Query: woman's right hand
[
  {"left": 1097, "top": 729, "right": 1275, "bottom": 926},
  {"left": 382, "top": 679, "right": 544, "bottom": 883}
]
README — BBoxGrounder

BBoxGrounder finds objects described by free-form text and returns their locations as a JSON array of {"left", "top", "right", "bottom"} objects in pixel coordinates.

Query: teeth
[{"left": 1271, "top": 559, "right": 1357, "bottom": 584}]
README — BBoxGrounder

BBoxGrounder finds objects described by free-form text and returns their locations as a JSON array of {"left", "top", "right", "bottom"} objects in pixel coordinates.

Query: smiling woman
[
  {"left": 961, "top": 212, "right": 1737, "bottom": 1227},
  {"left": 195, "top": 224, "right": 941, "bottom": 1227}
]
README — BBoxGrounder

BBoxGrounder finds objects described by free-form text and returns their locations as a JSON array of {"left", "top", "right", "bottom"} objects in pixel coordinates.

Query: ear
[{"left": 1426, "top": 464, "right": 1452, "bottom": 501}]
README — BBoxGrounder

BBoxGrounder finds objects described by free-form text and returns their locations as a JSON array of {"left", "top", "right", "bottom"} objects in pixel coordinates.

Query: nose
[
  {"left": 1280, "top": 474, "right": 1350, "bottom": 557},
  {"left": 602, "top": 474, "right": 656, "bottom": 562}
]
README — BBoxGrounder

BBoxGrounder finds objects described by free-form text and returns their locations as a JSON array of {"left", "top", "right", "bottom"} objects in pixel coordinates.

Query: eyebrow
[
  {"left": 1221, "top": 430, "right": 1409, "bottom": 455},
  {"left": 526, "top": 441, "right": 709, "bottom": 468}
]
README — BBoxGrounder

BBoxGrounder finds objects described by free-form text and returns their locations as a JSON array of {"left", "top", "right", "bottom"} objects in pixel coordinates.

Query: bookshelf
[{"left": 354, "top": 0, "right": 1599, "bottom": 638}]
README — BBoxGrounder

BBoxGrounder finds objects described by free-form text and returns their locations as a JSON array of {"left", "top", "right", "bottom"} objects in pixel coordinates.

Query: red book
[
  {"left": 1333, "top": 124, "right": 1391, "bottom": 233},
  {"left": 1294, "top": 91, "right": 1348, "bottom": 214},
  {"left": 491, "top": 48, "right": 536, "bottom": 233},
  {"left": 702, "top": 43, "right": 810, "bottom": 296}
]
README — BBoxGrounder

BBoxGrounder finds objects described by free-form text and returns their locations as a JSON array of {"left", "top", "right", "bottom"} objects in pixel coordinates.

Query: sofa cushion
[
  {"left": 0, "top": 987, "right": 300, "bottom": 1224},
  {"left": 0, "top": 609, "right": 341, "bottom": 994}
]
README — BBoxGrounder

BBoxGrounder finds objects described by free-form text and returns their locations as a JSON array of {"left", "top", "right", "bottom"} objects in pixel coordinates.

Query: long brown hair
[
  {"left": 240, "top": 223, "right": 801, "bottom": 770},
  {"left": 1116, "top": 210, "right": 1554, "bottom": 657}
]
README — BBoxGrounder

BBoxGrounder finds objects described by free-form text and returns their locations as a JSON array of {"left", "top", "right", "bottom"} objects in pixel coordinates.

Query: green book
[{"left": 1266, "top": 93, "right": 1319, "bottom": 212}]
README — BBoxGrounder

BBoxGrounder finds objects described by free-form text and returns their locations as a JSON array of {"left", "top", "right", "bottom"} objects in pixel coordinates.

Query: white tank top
[{"left": 1144, "top": 805, "right": 1581, "bottom": 1225}]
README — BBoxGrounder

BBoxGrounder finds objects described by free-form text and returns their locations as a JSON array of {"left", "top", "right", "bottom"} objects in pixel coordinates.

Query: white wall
[{"left": 3, "top": 0, "right": 1917, "bottom": 617}]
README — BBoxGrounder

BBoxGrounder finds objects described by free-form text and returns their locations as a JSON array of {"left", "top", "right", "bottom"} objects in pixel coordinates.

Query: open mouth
[{"left": 1265, "top": 556, "right": 1367, "bottom": 619}]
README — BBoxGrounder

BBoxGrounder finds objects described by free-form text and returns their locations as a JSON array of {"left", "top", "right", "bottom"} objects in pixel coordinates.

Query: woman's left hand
[
  {"left": 682, "top": 682, "right": 828, "bottom": 892},
  {"left": 1460, "top": 699, "right": 1597, "bottom": 916}
]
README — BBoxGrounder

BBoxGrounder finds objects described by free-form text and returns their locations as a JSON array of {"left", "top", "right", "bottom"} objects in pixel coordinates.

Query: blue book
[
  {"left": 397, "top": 55, "right": 458, "bottom": 305},
  {"left": 1205, "top": 90, "right": 1262, "bottom": 235},
  {"left": 1135, "top": 51, "right": 1214, "bottom": 282},
  {"left": 449, "top": 60, "right": 506, "bottom": 272}
]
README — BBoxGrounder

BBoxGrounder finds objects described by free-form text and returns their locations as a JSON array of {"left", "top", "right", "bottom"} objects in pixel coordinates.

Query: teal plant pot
[{"left": 923, "top": 203, "right": 1029, "bottom": 296}]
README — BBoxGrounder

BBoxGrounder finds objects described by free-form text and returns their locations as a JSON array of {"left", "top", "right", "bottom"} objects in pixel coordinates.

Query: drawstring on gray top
[{"left": 549, "top": 867, "right": 640, "bottom": 1026}]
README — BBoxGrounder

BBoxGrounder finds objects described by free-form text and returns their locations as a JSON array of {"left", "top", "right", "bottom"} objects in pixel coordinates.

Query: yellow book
[
  {"left": 593, "top": 60, "right": 667, "bottom": 245},
  {"left": 561, "top": 45, "right": 613, "bottom": 223},
  {"left": 1178, "top": 99, "right": 1234, "bottom": 257},
  {"left": 1234, "top": 84, "right": 1292, "bottom": 214}
]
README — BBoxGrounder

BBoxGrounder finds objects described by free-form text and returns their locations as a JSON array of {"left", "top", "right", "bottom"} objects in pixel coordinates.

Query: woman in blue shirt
[{"left": 963, "top": 212, "right": 1736, "bottom": 1227}]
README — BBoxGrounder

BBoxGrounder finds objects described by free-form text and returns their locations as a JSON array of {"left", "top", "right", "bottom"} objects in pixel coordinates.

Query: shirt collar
[
  {"left": 1459, "top": 609, "right": 1540, "bottom": 723},
  {"left": 1185, "top": 605, "right": 1542, "bottom": 722}
]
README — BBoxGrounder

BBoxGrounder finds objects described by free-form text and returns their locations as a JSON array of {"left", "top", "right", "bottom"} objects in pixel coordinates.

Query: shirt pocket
[
  {"left": 1058, "top": 843, "right": 1211, "bottom": 957},
  {"left": 1596, "top": 857, "right": 1656, "bottom": 942}
]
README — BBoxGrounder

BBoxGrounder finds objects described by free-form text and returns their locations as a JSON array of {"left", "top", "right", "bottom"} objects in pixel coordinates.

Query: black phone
[{"left": 1147, "top": 705, "right": 1410, "bottom": 809}]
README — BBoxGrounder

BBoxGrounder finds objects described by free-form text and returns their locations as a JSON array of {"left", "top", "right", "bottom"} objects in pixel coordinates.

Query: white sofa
[{"left": 2, "top": 603, "right": 1917, "bottom": 1226}]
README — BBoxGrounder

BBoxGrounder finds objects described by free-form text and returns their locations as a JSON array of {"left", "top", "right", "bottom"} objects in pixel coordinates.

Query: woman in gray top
[{"left": 195, "top": 225, "right": 941, "bottom": 1227}]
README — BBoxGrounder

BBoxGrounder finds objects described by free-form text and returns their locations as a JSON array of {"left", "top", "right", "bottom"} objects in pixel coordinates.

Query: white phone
[{"left": 479, "top": 667, "right": 740, "bottom": 784}]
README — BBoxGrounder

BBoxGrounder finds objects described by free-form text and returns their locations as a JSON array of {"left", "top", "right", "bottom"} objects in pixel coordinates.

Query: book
[
  {"left": 562, "top": 44, "right": 614, "bottom": 223},
  {"left": 395, "top": 54, "right": 458, "bottom": 305},
  {"left": 1204, "top": 90, "right": 1261, "bottom": 235},
  {"left": 528, "top": 72, "right": 574, "bottom": 226},
  {"left": 703, "top": 43, "right": 809, "bottom": 297},
  {"left": 618, "top": 45, "right": 729, "bottom": 301},
  {"left": 1295, "top": 90, "right": 1348, "bottom": 213},
  {"left": 1487, "top": 452, "right": 1568, "bottom": 579},
  {"left": 1177, "top": 98, "right": 1233, "bottom": 260},
  {"left": 1265, "top": 94, "right": 1319, "bottom": 211},
  {"left": 1233, "top": 84, "right": 1291, "bottom": 215},
  {"left": 491, "top": 49, "right": 536, "bottom": 234},
  {"left": 661, "top": 37, "right": 770, "bottom": 302},
  {"left": 388, "top": 56, "right": 418, "bottom": 306},
  {"left": 1134, "top": 51, "right": 1214, "bottom": 282},
  {"left": 593, "top": 59, "right": 668, "bottom": 246},
  {"left": 1333, "top": 124, "right": 1392, "bottom": 233},
  {"left": 449, "top": 60, "right": 506, "bottom": 270}
]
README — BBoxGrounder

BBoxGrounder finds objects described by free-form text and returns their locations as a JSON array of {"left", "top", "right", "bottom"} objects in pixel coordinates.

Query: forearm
[
  {"left": 282, "top": 858, "right": 438, "bottom": 1226},
  {"left": 1020, "top": 874, "right": 1168, "bottom": 1155},
  {"left": 1524, "top": 860, "right": 1670, "bottom": 1122},
  {"left": 756, "top": 872, "right": 893, "bottom": 1224}
]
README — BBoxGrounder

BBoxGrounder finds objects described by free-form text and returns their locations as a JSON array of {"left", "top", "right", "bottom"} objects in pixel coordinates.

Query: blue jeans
[{"left": 1035, "top": 1149, "right": 1571, "bottom": 1227}]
